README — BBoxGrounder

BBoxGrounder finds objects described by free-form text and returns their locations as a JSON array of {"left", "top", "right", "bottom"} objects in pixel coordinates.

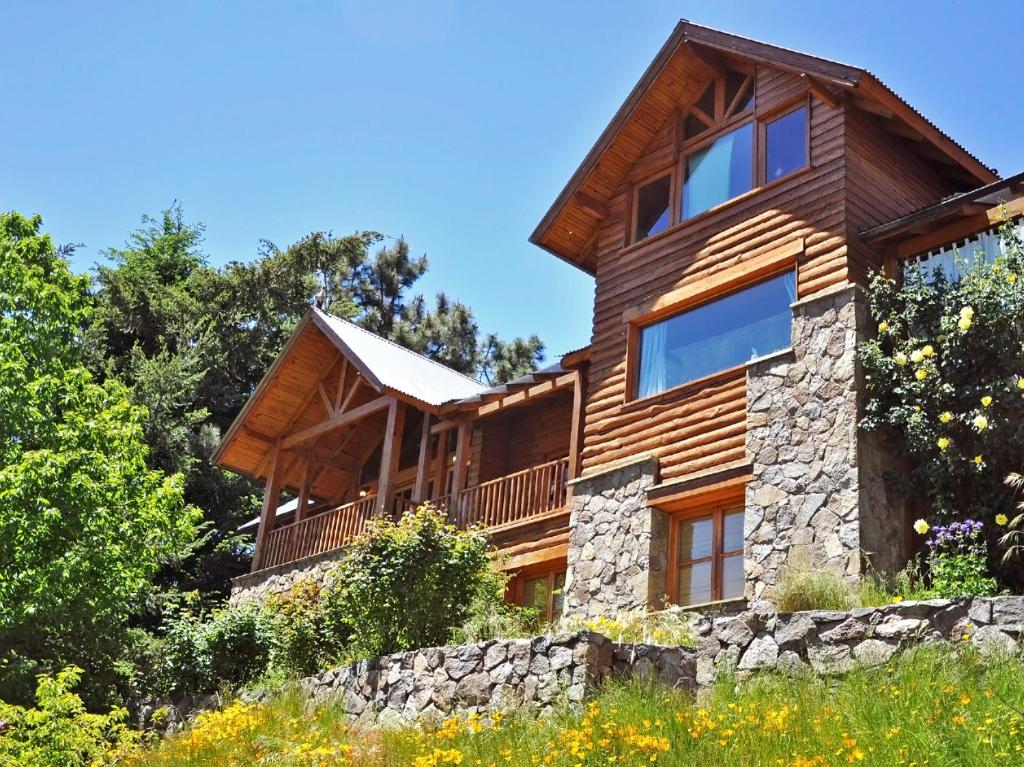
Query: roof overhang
[{"left": 530, "top": 20, "right": 997, "bottom": 273}]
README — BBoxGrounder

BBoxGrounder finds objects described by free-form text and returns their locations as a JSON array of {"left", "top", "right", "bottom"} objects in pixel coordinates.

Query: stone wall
[
  {"left": 265, "top": 596, "right": 1022, "bottom": 729},
  {"left": 563, "top": 455, "right": 667, "bottom": 618},
  {"left": 296, "top": 631, "right": 695, "bottom": 728},
  {"left": 745, "top": 285, "right": 872, "bottom": 600},
  {"left": 229, "top": 548, "right": 345, "bottom": 606}
]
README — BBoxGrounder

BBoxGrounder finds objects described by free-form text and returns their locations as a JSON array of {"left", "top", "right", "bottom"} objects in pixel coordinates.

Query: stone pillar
[
  {"left": 744, "top": 284, "right": 865, "bottom": 600},
  {"left": 563, "top": 455, "right": 666, "bottom": 618}
]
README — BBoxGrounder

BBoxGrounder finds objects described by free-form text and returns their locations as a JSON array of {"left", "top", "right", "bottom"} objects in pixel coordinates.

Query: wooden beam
[
  {"left": 430, "top": 417, "right": 466, "bottom": 435},
  {"left": 800, "top": 73, "right": 841, "bottom": 109},
  {"left": 295, "top": 460, "right": 312, "bottom": 523},
  {"left": 336, "top": 373, "right": 362, "bottom": 416},
  {"left": 251, "top": 440, "right": 286, "bottom": 572},
  {"left": 413, "top": 411, "right": 433, "bottom": 503},
  {"left": 431, "top": 428, "right": 449, "bottom": 504},
  {"left": 895, "top": 196, "right": 1024, "bottom": 259},
  {"left": 333, "top": 359, "right": 349, "bottom": 411},
  {"left": 376, "top": 398, "right": 406, "bottom": 516},
  {"left": 318, "top": 381, "right": 334, "bottom": 416},
  {"left": 568, "top": 370, "right": 585, "bottom": 482},
  {"left": 475, "top": 373, "right": 578, "bottom": 417},
  {"left": 449, "top": 422, "right": 472, "bottom": 501},
  {"left": 281, "top": 395, "right": 390, "bottom": 450}
]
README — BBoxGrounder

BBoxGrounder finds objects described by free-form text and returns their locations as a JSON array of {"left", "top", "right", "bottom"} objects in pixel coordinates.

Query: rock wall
[
  {"left": 279, "top": 596, "right": 1022, "bottom": 728},
  {"left": 563, "top": 456, "right": 667, "bottom": 618},
  {"left": 744, "top": 285, "right": 867, "bottom": 600},
  {"left": 229, "top": 548, "right": 345, "bottom": 606},
  {"left": 297, "top": 631, "right": 695, "bottom": 728}
]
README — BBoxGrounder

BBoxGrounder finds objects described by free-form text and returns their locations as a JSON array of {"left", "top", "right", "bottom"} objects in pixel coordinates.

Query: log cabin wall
[
  {"left": 843, "top": 107, "right": 963, "bottom": 282},
  {"left": 472, "top": 391, "right": 574, "bottom": 484},
  {"left": 582, "top": 67, "right": 848, "bottom": 485}
]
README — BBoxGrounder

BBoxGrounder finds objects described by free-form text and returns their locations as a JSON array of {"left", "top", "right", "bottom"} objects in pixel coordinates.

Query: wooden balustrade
[
  {"left": 451, "top": 456, "right": 570, "bottom": 529},
  {"left": 257, "top": 457, "right": 571, "bottom": 571},
  {"left": 260, "top": 495, "right": 377, "bottom": 570}
]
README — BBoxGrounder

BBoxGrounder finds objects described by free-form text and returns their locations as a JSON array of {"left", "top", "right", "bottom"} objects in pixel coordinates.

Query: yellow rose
[
  {"left": 1017, "top": 378, "right": 1024, "bottom": 390},
  {"left": 911, "top": 349, "right": 925, "bottom": 364},
  {"left": 878, "top": 321, "right": 890, "bottom": 333},
  {"left": 939, "top": 411, "right": 953, "bottom": 423},
  {"left": 974, "top": 455, "right": 983, "bottom": 465},
  {"left": 996, "top": 514, "right": 1009, "bottom": 526},
  {"left": 937, "top": 437, "right": 950, "bottom": 450},
  {"left": 958, "top": 316, "right": 973, "bottom": 331},
  {"left": 895, "top": 352, "right": 909, "bottom": 366},
  {"left": 973, "top": 414, "right": 989, "bottom": 431},
  {"left": 981, "top": 395, "right": 992, "bottom": 407},
  {"left": 960, "top": 306, "right": 975, "bottom": 319},
  {"left": 922, "top": 344, "right": 935, "bottom": 358},
  {"left": 913, "top": 519, "right": 929, "bottom": 534},
  {"left": 1008, "top": 273, "right": 1018, "bottom": 284},
  {"left": 915, "top": 369, "right": 928, "bottom": 381}
]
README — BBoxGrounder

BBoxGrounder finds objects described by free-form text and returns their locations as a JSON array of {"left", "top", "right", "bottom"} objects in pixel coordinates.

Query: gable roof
[
  {"left": 530, "top": 20, "right": 998, "bottom": 274},
  {"left": 310, "top": 308, "right": 487, "bottom": 408}
]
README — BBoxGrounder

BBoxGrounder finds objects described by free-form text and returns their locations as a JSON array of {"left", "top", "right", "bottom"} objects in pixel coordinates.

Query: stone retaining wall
[
  {"left": 229, "top": 548, "right": 345, "bottom": 606},
  {"left": 290, "top": 596, "right": 1022, "bottom": 727}
]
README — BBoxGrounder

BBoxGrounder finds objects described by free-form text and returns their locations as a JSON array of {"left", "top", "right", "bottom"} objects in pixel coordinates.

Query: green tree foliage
[
  {"left": 0, "top": 212, "right": 195, "bottom": 706},
  {"left": 859, "top": 219, "right": 1024, "bottom": 586},
  {"left": 324, "top": 507, "right": 493, "bottom": 657}
]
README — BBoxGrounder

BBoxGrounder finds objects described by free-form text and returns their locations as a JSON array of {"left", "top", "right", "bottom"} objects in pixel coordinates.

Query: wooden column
[
  {"left": 295, "top": 459, "right": 312, "bottom": 522},
  {"left": 413, "top": 411, "right": 433, "bottom": 503},
  {"left": 568, "top": 369, "right": 586, "bottom": 481},
  {"left": 432, "top": 426, "right": 450, "bottom": 505},
  {"left": 375, "top": 398, "right": 406, "bottom": 517},
  {"left": 449, "top": 422, "right": 472, "bottom": 523},
  {"left": 252, "top": 440, "right": 286, "bottom": 572}
]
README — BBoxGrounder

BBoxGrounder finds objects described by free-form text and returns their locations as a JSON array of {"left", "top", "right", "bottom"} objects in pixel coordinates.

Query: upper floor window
[
  {"left": 635, "top": 270, "right": 795, "bottom": 399},
  {"left": 629, "top": 68, "right": 812, "bottom": 243}
]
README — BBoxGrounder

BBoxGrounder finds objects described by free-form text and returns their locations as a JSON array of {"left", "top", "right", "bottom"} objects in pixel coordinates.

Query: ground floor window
[
  {"left": 511, "top": 567, "right": 566, "bottom": 624},
  {"left": 670, "top": 507, "right": 744, "bottom": 606}
]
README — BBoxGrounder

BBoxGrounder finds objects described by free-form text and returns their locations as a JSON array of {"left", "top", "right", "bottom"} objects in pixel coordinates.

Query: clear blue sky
[{"left": 4, "top": 1, "right": 1021, "bottom": 359}]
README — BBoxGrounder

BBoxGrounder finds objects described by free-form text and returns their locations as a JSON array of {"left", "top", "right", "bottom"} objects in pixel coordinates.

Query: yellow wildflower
[
  {"left": 1009, "top": 273, "right": 1018, "bottom": 284},
  {"left": 913, "top": 518, "right": 929, "bottom": 534},
  {"left": 937, "top": 437, "right": 950, "bottom": 450},
  {"left": 878, "top": 321, "right": 890, "bottom": 333},
  {"left": 939, "top": 411, "right": 953, "bottom": 423},
  {"left": 996, "top": 514, "right": 1009, "bottom": 526},
  {"left": 1018, "top": 378, "right": 1024, "bottom": 390},
  {"left": 922, "top": 344, "right": 935, "bottom": 357},
  {"left": 894, "top": 352, "right": 908, "bottom": 366},
  {"left": 975, "top": 455, "right": 983, "bottom": 465},
  {"left": 961, "top": 306, "right": 975, "bottom": 319},
  {"left": 915, "top": 369, "right": 928, "bottom": 381},
  {"left": 959, "top": 316, "right": 973, "bottom": 331},
  {"left": 911, "top": 349, "right": 925, "bottom": 364},
  {"left": 981, "top": 395, "right": 993, "bottom": 407},
  {"left": 973, "top": 414, "right": 989, "bottom": 431}
]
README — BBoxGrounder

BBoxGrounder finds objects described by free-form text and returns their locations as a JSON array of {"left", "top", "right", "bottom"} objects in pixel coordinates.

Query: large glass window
[
  {"left": 634, "top": 174, "right": 672, "bottom": 242},
  {"left": 675, "top": 508, "right": 744, "bottom": 606},
  {"left": 682, "top": 122, "right": 754, "bottom": 220},
  {"left": 636, "top": 271, "right": 795, "bottom": 398},
  {"left": 765, "top": 106, "right": 808, "bottom": 183}
]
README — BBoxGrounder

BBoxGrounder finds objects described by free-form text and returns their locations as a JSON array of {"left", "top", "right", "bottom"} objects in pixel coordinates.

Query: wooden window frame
[
  {"left": 630, "top": 166, "right": 678, "bottom": 245},
  {"left": 512, "top": 565, "right": 567, "bottom": 624},
  {"left": 667, "top": 505, "right": 745, "bottom": 607}
]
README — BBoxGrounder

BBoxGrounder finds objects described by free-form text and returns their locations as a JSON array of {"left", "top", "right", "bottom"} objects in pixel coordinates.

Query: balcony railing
[
  {"left": 444, "top": 456, "right": 570, "bottom": 529},
  {"left": 260, "top": 494, "right": 377, "bottom": 570},
  {"left": 256, "top": 456, "right": 571, "bottom": 571}
]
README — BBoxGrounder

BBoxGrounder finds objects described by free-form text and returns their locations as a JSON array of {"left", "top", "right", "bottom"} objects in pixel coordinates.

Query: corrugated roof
[{"left": 313, "top": 308, "right": 488, "bottom": 407}]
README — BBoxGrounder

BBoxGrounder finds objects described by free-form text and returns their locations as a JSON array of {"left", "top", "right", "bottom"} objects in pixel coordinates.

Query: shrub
[
  {"left": 452, "top": 566, "right": 539, "bottom": 644},
  {"left": 327, "top": 506, "right": 493, "bottom": 657},
  {"left": 858, "top": 219, "right": 1024, "bottom": 587},
  {"left": 268, "top": 580, "right": 352, "bottom": 677},
  {"left": 0, "top": 666, "right": 139, "bottom": 767}
]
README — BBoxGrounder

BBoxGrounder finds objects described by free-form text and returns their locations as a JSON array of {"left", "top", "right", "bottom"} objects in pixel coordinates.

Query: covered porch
[{"left": 215, "top": 308, "right": 586, "bottom": 575}]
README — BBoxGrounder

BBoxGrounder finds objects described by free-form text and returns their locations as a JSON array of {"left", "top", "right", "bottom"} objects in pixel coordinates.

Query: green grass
[
  {"left": 776, "top": 563, "right": 935, "bottom": 613},
  {"left": 125, "top": 644, "right": 1024, "bottom": 766}
]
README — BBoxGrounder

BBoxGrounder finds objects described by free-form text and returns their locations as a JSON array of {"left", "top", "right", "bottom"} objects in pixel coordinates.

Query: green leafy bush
[
  {"left": 858, "top": 218, "right": 1024, "bottom": 587},
  {"left": 267, "top": 581, "right": 351, "bottom": 677},
  {"left": 452, "top": 565, "right": 539, "bottom": 644},
  {"left": 918, "top": 519, "right": 998, "bottom": 597},
  {"left": 327, "top": 506, "right": 493, "bottom": 657},
  {"left": 0, "top": 666, "right": 138, "bottom": 767}
]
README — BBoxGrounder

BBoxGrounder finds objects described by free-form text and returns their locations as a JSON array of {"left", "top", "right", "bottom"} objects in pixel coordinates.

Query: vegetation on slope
[{"left": 119, "top": 645, "right": 1023, "bottom": 766}]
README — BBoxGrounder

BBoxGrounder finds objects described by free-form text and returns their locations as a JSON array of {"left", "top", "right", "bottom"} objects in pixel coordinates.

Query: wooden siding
[
  {"left": 581, "top": 68, "right": 848, "bottom": 484},
  {"left": 473, "top": 390, "right": 574, "bottom": 484},
  {"left": 844, "top": 107, "right": 963, "bottom": 282}
]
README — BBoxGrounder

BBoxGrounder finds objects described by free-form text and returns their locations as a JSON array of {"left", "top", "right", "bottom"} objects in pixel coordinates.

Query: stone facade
[
  {"left": 744, "top": 284, "right": 906, "bottom": 600},
  {"left": 229, "top": 548, "right": 346, "bottom": 606},
  {"left": 563, "top": 455, "right": 667, "bottom": 618},
  {"left": 294, "top": 631, "right": 695, "bottom": 728}
]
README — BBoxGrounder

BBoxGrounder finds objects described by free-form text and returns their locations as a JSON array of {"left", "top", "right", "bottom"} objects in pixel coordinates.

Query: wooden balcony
[{"left": 255, "top": 457, "right": 571, "bottom": 571}]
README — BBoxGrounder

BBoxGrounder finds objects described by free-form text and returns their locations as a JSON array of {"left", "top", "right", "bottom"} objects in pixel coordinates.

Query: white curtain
[{"left": 638, "top": 322, "right": 668, "bottom": 398}]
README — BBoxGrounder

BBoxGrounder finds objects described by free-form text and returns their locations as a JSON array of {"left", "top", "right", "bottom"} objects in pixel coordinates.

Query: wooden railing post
[{"left": 252, "top": 440, "right": 285, "bottom": 572}]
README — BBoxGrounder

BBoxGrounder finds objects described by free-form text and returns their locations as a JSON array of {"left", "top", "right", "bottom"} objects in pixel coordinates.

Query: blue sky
[{"left": 4, "top": 1, "right": 1022, "bottom": 359}]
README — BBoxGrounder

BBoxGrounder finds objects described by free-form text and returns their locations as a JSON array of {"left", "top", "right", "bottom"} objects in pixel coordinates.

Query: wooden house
[{"left": 221, "top": 22, "right": 1020, "bottom": 618}]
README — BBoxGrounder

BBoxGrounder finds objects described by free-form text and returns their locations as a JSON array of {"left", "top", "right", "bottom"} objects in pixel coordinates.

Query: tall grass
[
  {"left": 776, "top": 561, "right": 934, "bottom": 613},
  {"left": 128, "top": 644, "right": 1024, "bottom": 766}
]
